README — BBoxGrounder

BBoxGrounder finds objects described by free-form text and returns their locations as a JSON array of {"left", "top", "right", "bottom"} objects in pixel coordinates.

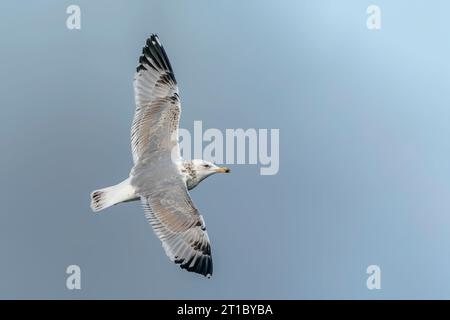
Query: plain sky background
[{"left": 1, "top": 0, "right": 450, "bottom": 299}]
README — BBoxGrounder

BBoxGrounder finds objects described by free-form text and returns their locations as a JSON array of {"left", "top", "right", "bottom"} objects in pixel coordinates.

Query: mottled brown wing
[
  {"left": 134, "top": 168, "right": 213, "bottom": 277},
  {"left": 131, "top": 34, "right": 180, "bottom": 163}
]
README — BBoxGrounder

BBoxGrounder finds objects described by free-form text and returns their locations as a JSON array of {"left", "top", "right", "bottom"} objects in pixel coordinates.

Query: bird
[{"left": 90, "top": 34, "right": 230, "bottom": 278}]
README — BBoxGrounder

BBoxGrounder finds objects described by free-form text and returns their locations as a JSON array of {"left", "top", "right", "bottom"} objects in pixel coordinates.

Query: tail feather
[
  {"left": 90, "top": 178, "right": 137, "bottom": 212},
  {"left": 90, "top": 188, "right": 116, "bottom": 212}
]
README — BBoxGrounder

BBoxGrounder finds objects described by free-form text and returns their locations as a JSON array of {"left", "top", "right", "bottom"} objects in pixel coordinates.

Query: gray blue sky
[{"left": 1, "top": 0, "right": 450, "bottom": 299}]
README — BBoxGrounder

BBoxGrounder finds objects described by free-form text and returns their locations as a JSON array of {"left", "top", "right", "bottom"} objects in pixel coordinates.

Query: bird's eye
[{"left": 203, "top": 164, "right": 211, "bottom": 168}]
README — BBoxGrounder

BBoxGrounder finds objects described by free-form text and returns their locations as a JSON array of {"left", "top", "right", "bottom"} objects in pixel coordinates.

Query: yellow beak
[{"left": 216, "top": 167, "right": 231, "bottom": 173}]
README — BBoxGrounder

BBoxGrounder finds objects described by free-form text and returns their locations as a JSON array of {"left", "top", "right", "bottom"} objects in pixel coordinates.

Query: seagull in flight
[{"left": 90, "top": 34, "right": 230, "bottom": 278}]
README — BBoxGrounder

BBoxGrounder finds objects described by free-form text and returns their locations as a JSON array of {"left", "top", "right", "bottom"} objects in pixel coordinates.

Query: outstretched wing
[
  {"left": 133, "top": 162, "right": 213, "bottom": 277},
  {"left": 130, "top": 35, "right": 213, "bottom": 277},
  {"left": 131, "top": 34, "right": 180, "bottom": 163}
]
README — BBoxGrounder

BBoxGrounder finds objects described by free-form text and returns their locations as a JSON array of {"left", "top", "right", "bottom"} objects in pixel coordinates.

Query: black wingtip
[
  {"left": 135, "top": 34, "right": 177, "bottom": 83},
  {"left": 178, "top": 255, "right": 213, "bottom": 278}
]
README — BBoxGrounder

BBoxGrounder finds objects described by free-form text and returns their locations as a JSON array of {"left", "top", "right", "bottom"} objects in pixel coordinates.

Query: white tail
[{"left": 90, "top": 178, "right": 137, "bottom": 212}]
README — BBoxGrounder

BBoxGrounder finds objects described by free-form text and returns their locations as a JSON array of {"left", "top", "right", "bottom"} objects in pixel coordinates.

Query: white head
[{"left": 182, "top": 159, "right": 230, "bottom": 190}]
